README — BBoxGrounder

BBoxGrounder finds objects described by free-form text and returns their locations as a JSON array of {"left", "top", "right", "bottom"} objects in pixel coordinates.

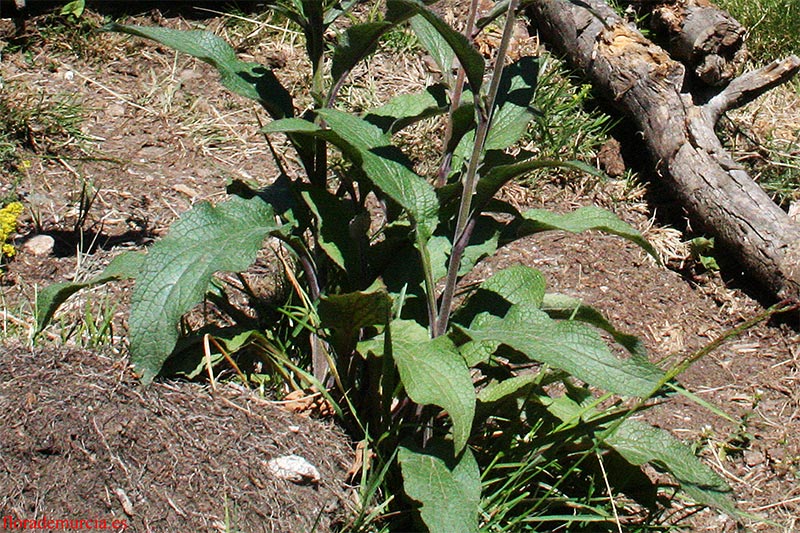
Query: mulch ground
[{"left": 0, "top": 343, "right": 353, "bottom": 532}]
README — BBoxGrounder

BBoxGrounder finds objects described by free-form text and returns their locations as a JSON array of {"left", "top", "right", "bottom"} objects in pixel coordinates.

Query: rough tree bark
[
  {"left": 528, "top": 0, "right": 800, "bottom": 300},
  {"left": 648, "top": 0, "right": 747, "bottom": 86}
]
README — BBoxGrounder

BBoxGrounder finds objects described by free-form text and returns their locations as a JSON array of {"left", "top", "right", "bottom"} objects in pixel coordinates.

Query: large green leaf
[
  {"left": 485, "top": 56, "right": 539, "bottom": 151},
  {"left": 541, "top": 293, "right": 645, "bottom": 358},
  {"left": 387, "top": 0, "right": 485, "bottom": 93},
  {"left": 364, "top": 84, "right": 450, "bottom": 134},
  {"left": 264, "top": 110, "right": 439, "bottom": 239},
  {"left": 514, "top": 206, "right": 659, "bottom": 259},
  {"left": 458, "top": 217, "right": 502, "bottom": 276},
  {"left": 331, "top": 21, "right": 393, "bottom": 84},
  {"left": 104, "top": 24, "right": 293, "bottom": 119},
  {"left": 462, "top": 304, "right": 664, "bottom": 397},
  {"left": 476, "top": 158, "right": 601, "bottom": 212},
  {"left": 391, "top": 320, "right": 475, "bottom": 453},
  {"left": 477, "top": 372, "right": 542, "bottom": 404},
  {"left": 129, "top": 196, "right": 280, "bottom": 384},
  {"left": 323, "top": 0, "right": 361, "bottom": 25},
  {"left": 409, "top": 14, "right": 454, "bottom": 83},
  {"left": 299, "top": 186, "right": 359, "bottom": 273},
  {"left": 605, "top": 419, "right": 736, "bottom": 514},
  {"left": 398, "top": 443, "right": 480, "bottom": 533},
  {"left": 318, "top": 285, "right": 392, "bottom": 355},
  {"left": 481, "top": 264, "right": 546, "bottom": 307},
  {"left": 35, "top": 251, "right": 144, "bottom": 335},
  {"left": 453, "top": 264, "right": 545, "bottom": 363}
]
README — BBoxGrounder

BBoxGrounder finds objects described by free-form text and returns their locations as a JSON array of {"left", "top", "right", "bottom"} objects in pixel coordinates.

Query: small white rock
[
  {"left": 267, "top": 454, "right": 321, "bottom": 484},
  {"left": 22, "top": 235, "right": 55, "bottom": 257}
]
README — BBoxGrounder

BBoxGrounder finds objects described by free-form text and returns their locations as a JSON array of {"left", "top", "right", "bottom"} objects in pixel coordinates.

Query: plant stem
[
  {"left": 417, "top": 233, "right": 439, "bottom": 333},
  {"left": 436, "top": 0, "right": 482, "bottom": 188},
  {"left": 434, "top": 0, "right": 521, "bottom": 337}
]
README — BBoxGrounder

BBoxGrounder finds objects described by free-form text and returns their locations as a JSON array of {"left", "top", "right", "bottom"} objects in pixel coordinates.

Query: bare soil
[
  {"left": 1, "top": 4, "right": 799, "bottom": 532},
  {"left": 0, "top": 343, "right": 352, "bottom": 532}
]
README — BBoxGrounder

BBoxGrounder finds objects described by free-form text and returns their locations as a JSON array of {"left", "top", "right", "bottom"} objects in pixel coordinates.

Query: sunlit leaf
[
  {"left": 462, "top": 304, "right": 664, "bottom": 396},
  {"left": 104, "top": 23, "right": 293, "bottom": 119},
  {"left": 35, "top": 251, "right": 143, "bottom": 335},
  {"left": 606, "top": 419, "right": 736, "bottom": 514},
  {"left": 399, "top": 443, "right": 480, "bottom": 533},
  {"left": 391, "top": 320, "right": 475, "bottom": 453},
  {"left": 129, "top": 196, "right": 280, "bottom": 384}
]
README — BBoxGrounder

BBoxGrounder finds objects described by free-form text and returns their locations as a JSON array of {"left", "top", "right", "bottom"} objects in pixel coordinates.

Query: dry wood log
[
  {"left": 527, "top": 0, "right": 800, "bottom": 300},
  {"left": 649, "top": 0, "right": 747, "bottom": 86}
]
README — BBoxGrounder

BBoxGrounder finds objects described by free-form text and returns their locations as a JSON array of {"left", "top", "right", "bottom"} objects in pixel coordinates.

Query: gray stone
[{"left": 23, "top": 235, "right": 55, "bottom": 257}]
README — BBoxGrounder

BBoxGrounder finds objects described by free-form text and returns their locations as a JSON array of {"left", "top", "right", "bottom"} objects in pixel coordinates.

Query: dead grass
[{"left": 722, "top": 81, "right": 800, "bottom": 207}]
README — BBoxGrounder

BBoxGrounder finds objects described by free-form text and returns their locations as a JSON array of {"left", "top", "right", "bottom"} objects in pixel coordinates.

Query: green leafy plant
[
  {"left": 38, "top": 1, "right": 754, "bottom": 530},
  {"left": 61, "top": 0, "right": 86, "bottom": 19},
  {"left": 689, "top": 236, "right": 721, "bottom": 271}
]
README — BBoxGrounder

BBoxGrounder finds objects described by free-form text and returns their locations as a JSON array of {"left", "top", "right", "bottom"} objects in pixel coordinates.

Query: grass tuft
[{"left": 716, "top": 0, "right": 800, "bottom": 61}]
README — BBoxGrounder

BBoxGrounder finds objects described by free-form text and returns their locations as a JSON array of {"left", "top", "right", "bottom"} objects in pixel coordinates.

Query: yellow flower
[{"left": 0, "top": 201, "right": 23, "bottom": 258}]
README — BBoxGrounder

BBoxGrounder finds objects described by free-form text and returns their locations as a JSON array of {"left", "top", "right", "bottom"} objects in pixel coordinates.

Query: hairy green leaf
[
  {"left": 515, "top": 206, "right": 659, "bottom": 259},
  {"left": 541, "top": 293, "right": 645, "bottom": 358},
  {"left": 318, "top": 286, "right": 392, "bottom": 355},
  {"left": 398, "top": 443, "right": 480, "bottom": 533},
  {"left": 331, "top": 21, "right": 393, "bottom": 84},
  {"left": 481, "top": 264, "right": 546, "bottom": 307},
  {"left": 477, "top": 159, "right": 601, "bottom": 211},
  {"left": 319, "top": 287, "right": 392, "bottom": 332},
  {"left": 453, "top": 264, "right": 545, "bottom": 363},
  {"left": 409, "top": 15, "right": 454, "bottom": 83},
  {"left": 264, "top": 110, "right": 439, "bottom": 239},
  {"left": 299, "top": 186, "right": 359, "bottom": 273},
  {"left": 485, "top": 56, "right": 539, "bottom": 151},
  {"left": 458, "top": 217, "right": 502, "bottom": 276},
  {"left": 387, "top": 0, "right": 485, "bottom": 93},
  {"left": 462, "top": 304, "right": 664, "bottom": 396},
  {"left": 35, "top": 251, "right": 144, "bottom": 335},
  {"left": 104, "top": 24, "right": 293, "bottom": 119},
  {"left": 129, "top": 196, "right": 279, "bottom": 384},
  {"left": 365, "top": 84, "right": 449, "bottom": 134},
  {"left": 477, "top": 372, "right": 542, "bottom": 404},
  {"left": 392, "top": 320, "right": 475, "bottom": 453},
  {"left": 606, "top": 419, "right": 736, "bottom": 514},
  {"left": 60, "top": 0, "right": 85, "bottom": 18},
  {"left": 323, "top": 0, "right": 361, "bottom": 25}
]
